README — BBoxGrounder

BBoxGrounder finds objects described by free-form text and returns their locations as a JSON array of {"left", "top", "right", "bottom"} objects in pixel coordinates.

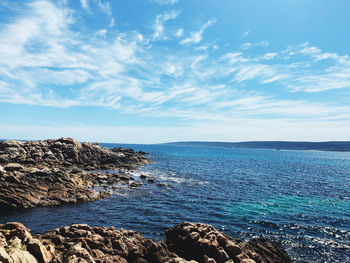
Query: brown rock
[
  {"left": 0, "top": 246, "right": 13, "bottom": 263},
  {"left": 27, "top": 237, "right": 53, "bottom": 263},
  {"left": 165, "top": 222, "right": 292, "bottom": 263},
  {"left": 0, "top": 222, "right": 292, "bottom": 263},
  {"left": 0, "top": 138, "right": 151, "bottom": 211}
]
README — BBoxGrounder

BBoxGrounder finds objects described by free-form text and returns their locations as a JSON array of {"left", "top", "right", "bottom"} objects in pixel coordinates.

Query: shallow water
[{"left": 1, "top": 145, "right": 349, "bottom": 262}]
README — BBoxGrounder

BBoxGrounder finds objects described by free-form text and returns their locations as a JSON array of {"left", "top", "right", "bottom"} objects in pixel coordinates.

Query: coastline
[{"left": 0, "top": 138, "right": 294, "bottom": 262}]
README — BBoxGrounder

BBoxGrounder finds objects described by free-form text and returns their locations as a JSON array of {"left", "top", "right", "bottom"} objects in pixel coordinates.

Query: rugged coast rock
[
  {"left": 166, "top": 222, "right": 292, "bottom": 263},
  {"left": 0, "top": 138, "right": 150, "bottom": 170},
  {"left": 0, "top": 138, "right": 151, "bottom": 210},
  {"left": 0, "top": 222, "right": 292, "bottom": 263}
]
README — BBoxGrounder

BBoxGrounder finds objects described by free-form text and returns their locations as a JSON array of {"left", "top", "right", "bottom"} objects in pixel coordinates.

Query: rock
[
  {"left": 0, "top": 138, "right": 151, "bottom": 171},
  {"left": 4, "top": 163, "right": 24, "bottom": 172},
  {"left": 0, "top": 222, "right": 292, "bottom": 263},
  {"left": 147, "top": 177, "right": 156, "bottom": 183},
  {"left": 0, "top": 247, "right": 13, "bottom": 263},
  {"left": 0, "top": 223, "right": 41, "bottom": 263},
  {"left": 157, "top": 182, "right": 168, "bottom": 187},
  {"left": 130, "top": 182, "right": 143, "bottom": 187},
  {"left": 165, "top": 222, "right": 292, "bottom": 263},
  {"left": 27, "top": 237, "right": 52, "bottom": 263},
  {"left": 63, "top": 243, "right": 95, "bottom": 263},
  {"left": 246, "top": 238, "right": 292, "bottom": 263},
  {"left": 140, "top": 174, "right": 149, "bottom": 179},
  {"left": 204, "top": 255, "right": 216, "bottom": 263},
  {"left": 0, "top": 138, "right": 151, "bottom": 210}
]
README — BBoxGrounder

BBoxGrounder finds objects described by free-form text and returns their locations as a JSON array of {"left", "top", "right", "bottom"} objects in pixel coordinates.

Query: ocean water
[{"left": 1, "top": 144, "right": 349, "bottom": 262}]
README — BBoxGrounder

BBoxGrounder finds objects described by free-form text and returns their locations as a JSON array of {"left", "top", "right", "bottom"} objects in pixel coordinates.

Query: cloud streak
[
  {"left": 151, "top": 0, "right": 179, "bottom": 5},
  {"left": 152, "top": 10, "right": 181, "bottom": 40},
  {"left": 180, "top": 18, "right": 216, "bottom": 45},
  {"left": 1, "top": 0, "right": 350, "bottom": 131}
]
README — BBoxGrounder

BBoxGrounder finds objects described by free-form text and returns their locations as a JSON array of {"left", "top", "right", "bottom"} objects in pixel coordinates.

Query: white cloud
[
  {"left": 96, "top": 28, "right": 107, "bottom": 38},
  {"left": 241, "top": 40, "right": 269, "bottom": 50},
  {"left": 261, "top": 52, "right": 277, "bottom": 60},
  {"left": 242, "top": 30, "right": 250, "bottom": 39},
  {"left": 109, "top": 17, "right": 115, "bottom": 27},
  {"left": 175, "top": 28, "right": 184, "bottom": 37},
  {"left": 2, "top": 1, "right": 350, "bottom": 135},
  {"left": 280, "top": 42, "right": 350, "bottom": 92},
  {"left": 94, "top": 0, "right": 112, "bottom": 17},
  {"left": 152, "top": 10, "right": 181, "bottom": 40},
  {"left": 151, "top": 0, "right": 179, "bottom": 5},
  {"left": 80, "top": 0, "right": 88, "bottom": 10},
  {"left": 241, "top": 42, "right": 252, "bottom": 50},
  {"left": 233, "top": 64, "right": 277, "bottom": 83},
  {"left": 180, "top": 18, "right": 216, "bottom": 45}
]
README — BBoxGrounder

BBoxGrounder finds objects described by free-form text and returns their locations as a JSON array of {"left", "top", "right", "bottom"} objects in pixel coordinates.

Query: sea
[{"left": 1, "top": 144, "right": 349, "bottom": 263}]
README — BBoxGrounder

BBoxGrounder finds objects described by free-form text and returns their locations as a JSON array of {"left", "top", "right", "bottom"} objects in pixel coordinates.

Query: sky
[{"left": 1, "top": 0, "right": 350, "bottom": 143}]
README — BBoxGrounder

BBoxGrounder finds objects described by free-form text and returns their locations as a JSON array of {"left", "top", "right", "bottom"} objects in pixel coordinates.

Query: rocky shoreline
[
  {"left": 0, "top": 138, "right": 152, "bottom": 210},
  {"left": 0, "top": 137, "right": 293, "bottom": 262},
  {"left": 0, "top": 221, "right": 292, "bottom": 263}
]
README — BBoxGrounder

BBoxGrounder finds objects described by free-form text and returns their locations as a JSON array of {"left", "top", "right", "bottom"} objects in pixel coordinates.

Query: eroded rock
[
  {"left": 0, "top": 222, "right": 292, "bottom": 263},
  {"left": 165, "top": 222, "right": 292, "bottom": 263},
  {"left": 0, "top": 138, "right": 151, "bottom": 210}
]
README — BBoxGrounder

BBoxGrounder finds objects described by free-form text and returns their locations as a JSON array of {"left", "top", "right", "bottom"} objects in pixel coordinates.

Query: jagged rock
[
  {"left": 0, "top": 222, "right": 292, "bottom": 263},
  {"left": 0, "top": 138, "right": 151, "bottom": 210},
  {"left": 147, "top": 177, "right": 156, "bottom": 183},
  {"left": 4, "top": 163, "right": 24, "bottom": 172},
  {"left": 165, "top": 222, "right": 292, "bottom": 263},
  {"left": 0, "top": 137, "right": 151, "bottom": 170},
  {"left": 140, "top": 174, "right": 149, "bottom": 179}
]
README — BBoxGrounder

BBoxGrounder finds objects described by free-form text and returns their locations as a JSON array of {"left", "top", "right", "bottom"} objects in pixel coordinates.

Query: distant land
[{"left": 163, "top": 141, "right": 350, "bottom": 152}]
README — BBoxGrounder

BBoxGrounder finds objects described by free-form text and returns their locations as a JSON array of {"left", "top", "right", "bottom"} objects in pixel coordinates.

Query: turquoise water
[{"left": 1, "top": 145, "right": 349, "bottom": 262}]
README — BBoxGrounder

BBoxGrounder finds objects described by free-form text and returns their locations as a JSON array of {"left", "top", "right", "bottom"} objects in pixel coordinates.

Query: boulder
[{"left": 165, "top": 222, "right": 292, "bottom": 263}]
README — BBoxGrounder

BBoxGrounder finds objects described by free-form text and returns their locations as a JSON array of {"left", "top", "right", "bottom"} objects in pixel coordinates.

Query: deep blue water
[{"left": 1, "top": 145, "right": 349, "bottom": 262}]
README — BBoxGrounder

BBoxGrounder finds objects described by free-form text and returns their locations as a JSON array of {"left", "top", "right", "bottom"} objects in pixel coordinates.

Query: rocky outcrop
[
  {"left": 0, "top": 222, "right": 292, "bottom": 263},
  {"left": 165, "top": 222, "right": 292, "bottom": 263},
  {"left": 0, "top": 138, "right": 151, "bottom": 210},
  {"left": 0, "top": 138, "right": 150, "bottom": 170}
]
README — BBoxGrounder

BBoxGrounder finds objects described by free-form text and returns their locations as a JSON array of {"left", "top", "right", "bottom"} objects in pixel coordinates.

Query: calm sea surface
[{"left": 1, "top": 144, "right": 349, "bottom": 262}]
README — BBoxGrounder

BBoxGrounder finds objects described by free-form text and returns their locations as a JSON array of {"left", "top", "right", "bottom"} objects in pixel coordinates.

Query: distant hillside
[{"left": 163, "top": 141, "right": 350, "bottom": 152}]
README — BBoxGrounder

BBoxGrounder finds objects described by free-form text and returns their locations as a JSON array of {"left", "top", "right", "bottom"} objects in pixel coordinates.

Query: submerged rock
[{"left": 0, "top": 222, "right": 292, "bottom": 263}]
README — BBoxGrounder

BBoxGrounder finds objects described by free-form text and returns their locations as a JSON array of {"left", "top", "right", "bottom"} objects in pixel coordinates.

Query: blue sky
[{"left": 1, "top": 0, "right": 350, "bottom": 143}]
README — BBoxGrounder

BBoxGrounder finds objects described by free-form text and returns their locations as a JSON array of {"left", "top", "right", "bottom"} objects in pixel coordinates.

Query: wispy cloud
[
  {"left": 175, "top": 28, "right": 184, "bottom": 37},
  {"left": 281, "top": 42, "right": 350, "bottom": 92},
  {"left": 80, "top": 0, "right": 88, "bottom": 10},
  {"left": 94, "top": 0, "right": 112, "bottom": 17},
  {"left": 241, "top": 41, "right": 269, "bottom": 50},
  {"left": 151, "top": 0, "right": 179, "bottom": 5},
  {"left": 152, "top": 10, "right": 181, "bottom": 40},
  {"left": 241, "top": 30, "right": 250, "bottom": 39},
  {"left": 180, "top": 18, "right": 216, "bottom": 45},
  {"left": 1, "top": 0, "right": 350, "bottom": 127},
  {"left": 81, "top": 0, "right": 114, "bottom": 27}
]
